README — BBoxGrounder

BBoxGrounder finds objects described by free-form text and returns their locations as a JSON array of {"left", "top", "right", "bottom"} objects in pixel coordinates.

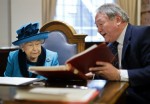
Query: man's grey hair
[{"left": 97, "top": 3, "right": 129, "bottom": 22}]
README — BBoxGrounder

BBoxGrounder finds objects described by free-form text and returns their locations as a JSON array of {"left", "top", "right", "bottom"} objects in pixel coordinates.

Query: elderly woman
[{"left": 4, "top": 23, "right": 59, "bottom": 78}]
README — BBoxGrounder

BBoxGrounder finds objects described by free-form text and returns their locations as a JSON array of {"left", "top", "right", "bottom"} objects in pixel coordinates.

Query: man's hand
[{"left": 89, "top": 61, "right": 120, "bottom": 81}]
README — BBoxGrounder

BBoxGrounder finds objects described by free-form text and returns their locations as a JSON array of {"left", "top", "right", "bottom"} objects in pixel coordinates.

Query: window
[{"left": 55, "top": 0, "right": 114, "bottom": 42}]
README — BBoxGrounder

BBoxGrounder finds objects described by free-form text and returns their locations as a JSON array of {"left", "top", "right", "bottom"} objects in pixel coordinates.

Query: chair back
[
  {"left": 43, "top": 31, "right": 77, "bottom": 65},
  {"left": 40, "top": 20, "right": 87, "bottom": 65}
]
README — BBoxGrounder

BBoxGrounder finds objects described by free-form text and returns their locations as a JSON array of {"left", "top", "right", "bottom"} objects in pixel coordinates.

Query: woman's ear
[
  {"left": 20, "top": 44, "right": 24, "bottom": 52},
  {"left": 22, "top": 49, "right": 24, "bottom": 52}
]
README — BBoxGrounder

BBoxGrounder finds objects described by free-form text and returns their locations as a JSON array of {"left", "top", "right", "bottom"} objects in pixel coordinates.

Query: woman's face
[{"left": 21, "top": 40, "right": 43, "bottom": 62}]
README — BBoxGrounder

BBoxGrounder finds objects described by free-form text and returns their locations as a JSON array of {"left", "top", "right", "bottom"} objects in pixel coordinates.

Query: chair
[
  {"left": 0, "top": 47, "right": 19, "bottom": 76},
  {"left": 40, "top": 20, "right": 87, "bottom": 65}
]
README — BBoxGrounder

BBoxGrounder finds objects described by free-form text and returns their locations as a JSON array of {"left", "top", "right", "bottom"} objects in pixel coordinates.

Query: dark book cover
[
  {"left": 66, "top": 43, "right": 115, "bottom": 74},
  {"left": 29, "top": 64, "right": 88, "bottom": 81}
]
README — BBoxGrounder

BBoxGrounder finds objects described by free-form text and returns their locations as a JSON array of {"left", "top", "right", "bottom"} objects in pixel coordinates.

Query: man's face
[{"left": 95, "top": 13, "right": 120, "bottom": 42}]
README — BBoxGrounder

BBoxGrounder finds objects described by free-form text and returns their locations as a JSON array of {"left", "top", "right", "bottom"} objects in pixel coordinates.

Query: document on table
[
  {"left": 15, "top": 87, "right": 99, "bottom": 104},
  {"left": 0, "top": 77, "right": 41, "bottom": 85}
]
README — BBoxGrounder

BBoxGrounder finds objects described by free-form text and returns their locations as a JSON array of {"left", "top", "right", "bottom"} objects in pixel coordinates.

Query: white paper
[{"left": 0, "top": 77, "right": 40, "bottom": 85}]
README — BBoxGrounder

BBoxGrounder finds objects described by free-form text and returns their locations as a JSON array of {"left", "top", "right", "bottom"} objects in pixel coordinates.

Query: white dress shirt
[{"left": 116, "top": 24, "right": 129, "bottom": 81}]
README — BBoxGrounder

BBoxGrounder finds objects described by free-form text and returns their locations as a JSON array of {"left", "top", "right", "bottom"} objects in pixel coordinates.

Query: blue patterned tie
[{"left": 110, "top": 41, "right": 119, "bottom": 68}]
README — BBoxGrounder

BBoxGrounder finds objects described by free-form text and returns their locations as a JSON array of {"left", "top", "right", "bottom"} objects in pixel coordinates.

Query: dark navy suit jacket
[{"left": 122, "top": 24, "right": 150, "bottom": 103}]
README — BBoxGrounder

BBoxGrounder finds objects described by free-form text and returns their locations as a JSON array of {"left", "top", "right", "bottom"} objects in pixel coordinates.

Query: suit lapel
[{"left": 122, "top": 24, "right": 132, "bottom": 68}]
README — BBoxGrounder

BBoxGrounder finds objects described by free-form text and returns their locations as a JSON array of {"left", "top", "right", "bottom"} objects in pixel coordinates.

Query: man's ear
[
  {"left": 116, "top": 15, "right": 122, "bottom": 26},
  {"left": 117, "top": 22, "right": 121, "bottom": 26}
]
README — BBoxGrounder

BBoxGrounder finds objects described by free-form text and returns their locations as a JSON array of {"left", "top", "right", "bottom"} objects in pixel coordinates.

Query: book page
[{"left": 29, "top": 65, "right": 68, "bottom": 71}]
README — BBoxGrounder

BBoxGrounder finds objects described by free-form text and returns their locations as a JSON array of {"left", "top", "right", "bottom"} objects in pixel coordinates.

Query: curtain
[
  {"left": 115, "top": 0, "right": 141, "bottom": 25},
  {"left": 42, "top": 0, "right": 57, "bottom": 25}
]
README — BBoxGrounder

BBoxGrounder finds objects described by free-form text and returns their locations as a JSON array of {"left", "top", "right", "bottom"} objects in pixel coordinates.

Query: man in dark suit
[{"left": 85, "top": 3, "right": 150, "bottom": 104}]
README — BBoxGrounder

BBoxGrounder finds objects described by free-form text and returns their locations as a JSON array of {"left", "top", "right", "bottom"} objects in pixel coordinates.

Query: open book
[
  {"left": 15, "top": 87, "right": 99, "bottom": 104},
  {"left": 29, "top": 43, "right": 115, "bottom": 81}
]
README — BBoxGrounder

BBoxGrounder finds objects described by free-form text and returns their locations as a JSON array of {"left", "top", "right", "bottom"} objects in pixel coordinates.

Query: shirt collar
[{"left": 117, "top": 24, "right": 128, "bottom": 45}]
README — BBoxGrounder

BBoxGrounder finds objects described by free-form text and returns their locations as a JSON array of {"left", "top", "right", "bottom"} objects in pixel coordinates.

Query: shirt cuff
[{"left": 119, "top": 69, "right": 129, "bottom": 81}]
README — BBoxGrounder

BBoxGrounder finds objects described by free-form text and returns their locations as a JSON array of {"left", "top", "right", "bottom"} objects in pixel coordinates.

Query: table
[{"left": 0, "top": 80, "right": 129, "bottom": 104}]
